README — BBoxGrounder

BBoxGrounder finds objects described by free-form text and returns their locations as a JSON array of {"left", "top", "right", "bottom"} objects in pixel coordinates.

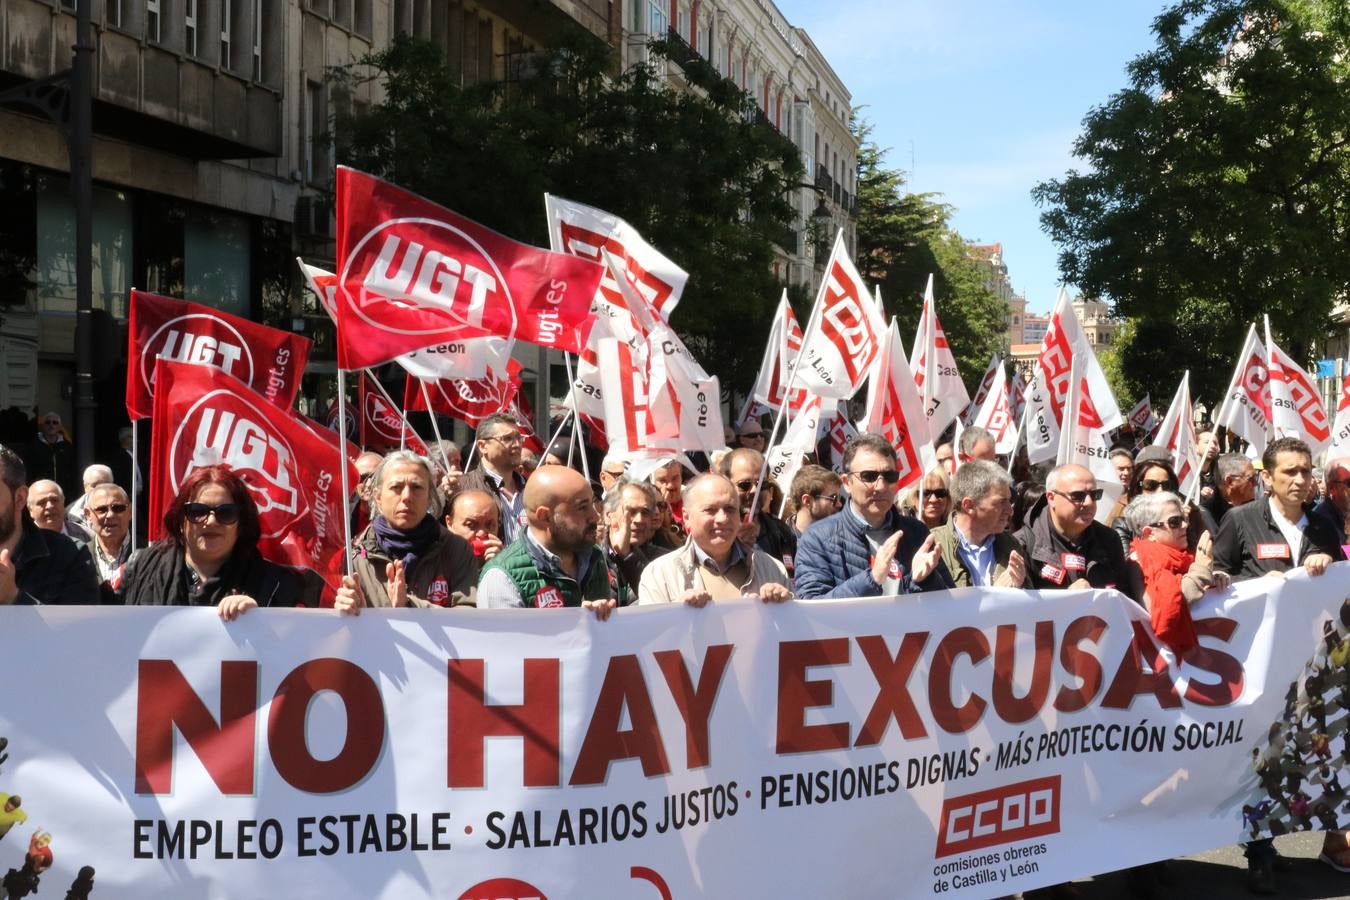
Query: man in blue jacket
[{"left": 795, "top": 433, "right": 953, "bottom": 598}]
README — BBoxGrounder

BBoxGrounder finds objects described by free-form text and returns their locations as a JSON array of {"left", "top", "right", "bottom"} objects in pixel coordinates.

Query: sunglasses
[
  {"left": 851, "top": 469, "right": 901, "bottom": 485},
  {"left": 924, "top": 489, "right": 950, "bottom": 500},
  {"left": 1149, "top": 514, "right": 1187, "bottom": 530},
  {"left": 90, "top": 503, "right": 128, "bottom": 516},
  {"left": 184, "top": 502, "right": 241, "bottom": 526},
  {"left": 815, "top": 493, "right": 844, "bottom": 507},
  {"left": 734, "top": 479, "right": 758, "bottom": 492},
  {"left": 740, "top": 432, "right": 765, "bottom": 440},
  {"left": 1054, "top": 488, "right": 1104, "bottom": 504},
  {"left": 1139, "top": 479, "right": 1171, "bottom": 492}
]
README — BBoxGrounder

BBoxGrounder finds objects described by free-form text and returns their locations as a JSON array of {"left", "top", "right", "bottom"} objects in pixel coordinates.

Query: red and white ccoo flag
[
  {"left": 1155, "top": 373, "right": 1199, "bottom": 498},
  {"left": 970, "top": 362, "right": 1018, "bottom": 456},
  {"left": 1268, "top": 338, "right": 1331, "bottom": 455},
  {"left": 750, "top": 291, "right": 810, "bottom": 415},
  {"left": 796, "top": 231, "right": 886, "bottom": 400},
  {"left": 859, "top": 319, "right": 933, "bottom": 491},
  {"left": 1214, "top": 324, "right": 1272, "bottom": 457},
  {"left": 911, "top": 274, "right": 970, "bottom": 436},
  {"left": 1328, "top": 371, "right": 1350, "bottom": 459}
]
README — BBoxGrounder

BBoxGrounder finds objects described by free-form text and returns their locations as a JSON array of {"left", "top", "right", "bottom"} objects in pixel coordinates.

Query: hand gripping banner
[
  {"left": 5, "top": 568, "right": 1350, "bottom": 898},
  {"left": 126, "top": 289, "right": 312, "bottom": 421},
  {"left": 334, "top": 167, "right": 604, "bottom": 368}
]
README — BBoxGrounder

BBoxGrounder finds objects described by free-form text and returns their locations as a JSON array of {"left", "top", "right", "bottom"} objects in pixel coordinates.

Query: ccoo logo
[
  {"left": 140, "top": 313, "right": 254, "bottom": 399},
  {"left": 170, "top": 390, "right": 306, "bottom": 538}
]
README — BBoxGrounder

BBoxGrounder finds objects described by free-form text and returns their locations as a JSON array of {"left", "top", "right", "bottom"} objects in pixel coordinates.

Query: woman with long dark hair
[{"left": 118, "top": 465, "right": 299, "bottom": 617}]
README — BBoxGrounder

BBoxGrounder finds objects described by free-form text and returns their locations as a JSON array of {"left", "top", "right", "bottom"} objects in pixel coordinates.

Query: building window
[
  {"left": 145, "top": 0, "right": 160, "bottom": 42},
  {"left": 354, "top": 0, "right": 371, "bottom": 36},
  {"left": 644, "top": 0, "right": 667, "bottom": 36},
  {"left": 186, "top": 211, "right": 251, "bottom": 318},
  {"left": 105, "top": 0, "right": 123, "bottom": 28},
  {"left": 220, "top": 0, "right": 231, "bottom": 65},
  {"left": 305, "top": 81, "right": 329, "bottom": 184},
  {"left": 185, "top": 0, "right": 198, "bottom": 56},
  {"left": 252, "top": 0, "right": 263, "bottom": 80},
  {"left": 677, "top": 6, "right": 689, "bottom": 42},
  {"left": 306, "top": 0, "right": 331, "bottom": 17}
]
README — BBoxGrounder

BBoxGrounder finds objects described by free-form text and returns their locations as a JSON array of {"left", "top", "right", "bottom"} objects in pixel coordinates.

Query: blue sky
[{"left": 775, "top": 0, "right": 1171, "bottom": 316}]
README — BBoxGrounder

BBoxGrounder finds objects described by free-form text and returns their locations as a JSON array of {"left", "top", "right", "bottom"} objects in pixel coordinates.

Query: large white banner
[{"left": 2, "top": 568, "right": 1349, "bottom": 898}]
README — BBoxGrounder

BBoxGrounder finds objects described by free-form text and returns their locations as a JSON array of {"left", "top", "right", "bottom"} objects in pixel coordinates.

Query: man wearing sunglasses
[
  {"left": 1016, "top": 463, "right": 1142, "bottom": 598},
  {"left": 787, "top": 465, "right": 843, "bottom": 538},
  {"left": 795, "top": 433, "right": 952, "bottom": 599},
  {"left": 719, "top": 449, "right": 797, "bottom": 577},
  {"left": 459, "top": 413, "right": 527, "bottom": 543},
  {"left": 82, "top": 483, "right": 133, "bottom": 601},
  {"left": 1198, "top": 452, "right": 1258, "bottom": 535},
  {"left": 0, "top": 444, "right": 99, "bottom": 607}
]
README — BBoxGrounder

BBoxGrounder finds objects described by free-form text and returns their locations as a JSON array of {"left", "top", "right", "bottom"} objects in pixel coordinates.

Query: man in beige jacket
[{"left": 638, "top": 473, "right": 791, "bottom": 606}]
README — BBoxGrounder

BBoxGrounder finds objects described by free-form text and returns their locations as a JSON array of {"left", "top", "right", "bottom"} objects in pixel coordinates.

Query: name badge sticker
[
  {"left": 1255, "top": 543, "right": 1291, "bottom": 560},
  {"left": 1041, "top": 563, "right": 1066, "bottom": 585},
  {"left": 1062, "top": 553, "right": 1087, "bottom": 572}
]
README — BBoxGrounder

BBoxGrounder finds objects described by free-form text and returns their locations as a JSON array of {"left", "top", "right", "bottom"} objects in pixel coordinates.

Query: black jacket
[
  {"left": 754, "top": 511, "right": 798, "bottom": 578},
  {"left": 1015, "top": 497, "right": 1143, "bottom": 602},
  {"left": 11, "top": 520, "right": 100, "bottom": 605},
  {"left": 1212, "top": 498, "right": 1345, "bottom": 581}
]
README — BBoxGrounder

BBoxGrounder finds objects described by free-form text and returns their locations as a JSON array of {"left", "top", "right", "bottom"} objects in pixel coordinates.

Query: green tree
[
  {"left": 1034, "top": 0, "right": 1350, "bottom": 403},
  {"left": 331, "top": 35, "right": 802, "bottom": 394},
  {"left": 852, "top": 118, "right": 1009, "bottom": 384}
]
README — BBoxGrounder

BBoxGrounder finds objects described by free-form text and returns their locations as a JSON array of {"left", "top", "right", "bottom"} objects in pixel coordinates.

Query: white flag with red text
[
  {"left": 763, "top": 395, "right": 825, "bottom": 510},
  {"left": 910, "top": 275, "right": 970, "bottom": 437},
  {"left": 1268, "top": 339, "right": 1331, "bottom": 456},
  {"left": 1329, "top": 371, "right": 1350, "bottom": 459},
  {"left": 1215, "top": 324, "right": 1272, "bottom": 457},
  {"left": 796, "top": 232, "right": 885, "bottom": 400},
  {"left": 859, "top": 319, "right": 933, "bottom": 492},
  {"left": 825, "top": 403, "right": 859, "bottom": 472},
  {"left": 970, "top": 362, "right": 1018, "bottom": 456},
  {"left": 1155, "top": 373, "right": 1199, "bottom": 498},
  {"left": 1054, "top": 353, "right": 1123, "bottom": 523},
  {"left": 750, "top": 292, "right": 810, "bottom": 414},
  {"left": 963, "top": 354, "right": 1002, "bottom": 425}
]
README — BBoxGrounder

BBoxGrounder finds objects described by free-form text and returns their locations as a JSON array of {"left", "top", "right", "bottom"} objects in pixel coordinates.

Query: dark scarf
[
  {"left": 371, "top": 514, "right": 441, "bottom": 574},
  {"left": 123, "top": 541, "right": 268, "bottom": 607}
]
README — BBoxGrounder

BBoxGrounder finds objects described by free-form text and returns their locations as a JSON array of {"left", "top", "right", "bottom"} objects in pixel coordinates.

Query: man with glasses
[
  {"left": 82, "top": 483, "right": 132, "bottom": 602},
  {"left": 1198, "top": 452, "right": 1259, "bottom": 535},
  {"left": 795, "top": 433, "right": 952, "bottom": 599},
  {"left": 477, "top": 465, "right": 617, "bottom": 617},
  {"left": 736, "top": 421, "right": 767, "bottom": 450},
  {"left": 598, "top": 454, "right": 628, "bottom": 494},
  {"left": 787, "top": 465, "right": 843, "bottom": 537},
  {"left": 1016, "top": 463, "right": 1142, "bottom": 598},
  {"left": 460, "top": 412, "right": 527, "bottom": 543},
  {"left": 1312, "top": 457, "right": 1350, "bottom": 544},
  {"left": 719, "top": 448, "right": 797, "bottom": 577},
  {"left": 0, "top": 444, "right": 98, "bottom": 606},
  {"left": 932, "top": 460, "right": 1028, "bottom": 588}
]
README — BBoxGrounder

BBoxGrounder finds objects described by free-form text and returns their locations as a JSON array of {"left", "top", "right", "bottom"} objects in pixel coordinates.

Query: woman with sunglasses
[
  {"left": 1125, "top": 491, "right": 1230, "bottom": 658},
  {"left": 118, "top": 465, "right": 299, "bottom": 618},
  {"left": 1113, "top": 458, "right": 1208, "bottom": 553},
  {"left": 899, "top": 466, "right": 952, "bottom": 530}
]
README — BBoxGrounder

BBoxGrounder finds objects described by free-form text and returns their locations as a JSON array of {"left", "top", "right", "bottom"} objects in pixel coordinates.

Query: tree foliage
[
  {"left": 852, "top": 119, "right": 1009, "bottom": 385},
  {"left": 1034, "top": 0, "right": 1350, "bottom": 403},
  {"left": 331, "top": 35, "right": 802, "bottom": 393}
]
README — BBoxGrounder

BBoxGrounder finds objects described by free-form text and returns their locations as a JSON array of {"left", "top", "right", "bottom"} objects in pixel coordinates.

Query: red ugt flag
[
  {"left": 126, "top": 290, "right": 311, "bottom": 421},
  {"left": 334, "top": 167, "right": 603, "bottom": 368},
  {"left": 407, "top": 358, "right": 522, "bottom": 428},
  {"left": 149, "top": 360, "right": 357, "bottom": 589},
  {"left": 359, "top": 373, "right": 428, "bottom": 455}
]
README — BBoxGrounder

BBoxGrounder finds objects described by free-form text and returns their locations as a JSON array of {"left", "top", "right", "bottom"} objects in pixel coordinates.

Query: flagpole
[
  {"left": 418, "top": 380, "right": 454, "bottom": 477},
  {"left": 563, "top": 352, "right": 592, "bottom": 482},
  {"left": 543, "top": 407, "right": 576, "bottom": 460},
  {"left": 1184, "top": 327, "right": 1252, "bottom": 509},
  {"left": 129, "top": 424, "right": 139, "bottom": 552},
  {"left": 1007, "top": 383, "right": 1031, "bottom": 474},
  {"left": 336, "top": 366, "right": 354, "bottom": 578}
]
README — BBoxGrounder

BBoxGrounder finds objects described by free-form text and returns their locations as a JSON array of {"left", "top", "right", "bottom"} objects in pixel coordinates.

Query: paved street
[{"left": 1021, "top": 834, "right": 1350, "bottom": 899}]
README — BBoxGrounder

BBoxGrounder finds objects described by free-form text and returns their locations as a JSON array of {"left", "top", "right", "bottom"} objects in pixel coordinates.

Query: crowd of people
[{"left": 1, "top": 406, "right": 1348, "bottom": 895}]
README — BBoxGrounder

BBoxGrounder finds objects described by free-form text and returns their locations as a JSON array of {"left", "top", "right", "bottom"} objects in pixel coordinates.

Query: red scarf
[{"left": 1130, "top": 538, "right": 1198, "bottom": 657}]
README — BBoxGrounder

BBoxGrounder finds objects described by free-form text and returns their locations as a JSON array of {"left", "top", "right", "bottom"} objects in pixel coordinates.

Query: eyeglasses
[
  {"left": 484, "top": 433, "right": 522, "bottom": 445},
  {"left": 924, "top": 488, "right": 950, "bottom": 500},
  {"left": 1139, "top": 479, "right": 1170, "bottom": 492},
  {"left": 1054, "top": 488, "right": 1104, "bottom": 505},
  {"left": 815, "top": 493, "right": 844, "bottom": 507},
  {"left": 739, "top": 432, "right": 765, "bottom": 441},
  {"left": 850, "top": 469, "right": 901, "bottom": 485},
  {"left": 1149, "top": 514, "right": 1187, "bottom": 530},
  {"left": 183, "top": 502, "right": 241, "bottom": 525},
  {"left": 90, "top": 503, "right": 128, "bottom": 516},
  {"left": 734, "top": 479, "right": 758, "bottom": 492}
]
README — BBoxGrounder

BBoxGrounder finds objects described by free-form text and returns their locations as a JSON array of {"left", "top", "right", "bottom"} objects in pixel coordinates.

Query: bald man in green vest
[{"left": 477, "top": 465, "right": 617, "bottom": 619}]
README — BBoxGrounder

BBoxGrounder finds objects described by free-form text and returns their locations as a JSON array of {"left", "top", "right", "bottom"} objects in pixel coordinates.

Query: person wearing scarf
[
  {"left": 339, "top": 450, "right": 477, "bottom": 611},
  {"left": 1125, "top": 491, "right": 1230, "bottom": 658},
  {"left": 119, "top": 465, "right": 300, "bottom": 616}
]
